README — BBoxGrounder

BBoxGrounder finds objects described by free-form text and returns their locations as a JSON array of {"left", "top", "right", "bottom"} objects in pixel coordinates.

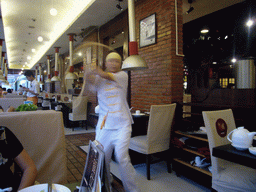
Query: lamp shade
[
  {"left": 46, "top": 79, "right": 52, "bottom": 83},
  {"left": 65, "top": 72, "right": 78, "bottom": 80},
  {"left": 121, "top": 0, "right": 148, "bottom": 71},
  {"left": 122, "top": 55, "right": 148, "bottom": 70},
  {"left": 51, "top": 76, "right": 61, "bottom": 82}
]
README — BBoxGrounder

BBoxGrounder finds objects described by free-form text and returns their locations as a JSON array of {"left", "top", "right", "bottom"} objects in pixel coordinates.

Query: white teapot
[{"left": 227, "top": 126, "right": 256, "bottom": 150}]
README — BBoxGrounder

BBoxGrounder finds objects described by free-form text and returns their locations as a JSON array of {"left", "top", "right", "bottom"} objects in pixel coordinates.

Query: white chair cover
[
  {"left": 69, "top": 96, "right": 88, "bottom": 121},
  {"left": 129, "top": 103, "right": 176, "bottom": 154},
  {"left": 203, "top": 109, "right": 256, "bottom": 192},
  {"left": 0, "top": 97, "right": 25, "bottom": 112},
  {"left": 0, "top": 110, "right": 67, "bottom": 184}
]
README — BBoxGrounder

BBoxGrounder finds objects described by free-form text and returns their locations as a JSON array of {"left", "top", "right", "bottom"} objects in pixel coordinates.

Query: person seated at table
[
  {"left": 18, "top": 85, "right": 24, "bottom": 95},
  {"left": 23, "top": 70, "right": 40, "bottom": 105},
  {"left": 7, "top": 106, "right": 16, "bottom": 112},
  {"left": 0, "top": 126, "right": 37, "bottom": 191}
]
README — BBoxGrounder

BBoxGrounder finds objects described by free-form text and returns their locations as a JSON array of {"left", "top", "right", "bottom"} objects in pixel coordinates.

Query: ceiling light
[
  {"left": 201, "top": 29, "right": 209, "bottom": 34},
  {"left": 27, "top": 56, "right": 31, "bottom": 60},
  {"left": 50, "top": 8, "right": 58, "bottom": 16},
  {"left": 122, "top": 0, "right": 148, "bottom": 71},
  {"left": 32, "top": 48, "right": 36, "bottom": 52},
  {"left": 116, "top": 0, "right": 123, "bottom": 11},
  {"left": 116, "top": 4, "right": 123, "bottom": 11},
  {"left": 37, "top": 35, "right": 43, "bottom": 42},
  {"left": 246, "top": 19, "right": 253, "bottom": 27},
  {"left": 231, "top": 58, "right": 237, "bottom": 63}
]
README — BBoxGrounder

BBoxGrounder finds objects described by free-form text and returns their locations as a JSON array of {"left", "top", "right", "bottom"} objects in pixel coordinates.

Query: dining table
[
  {"left": 89, "top": 112, "right": 149, "bottom": 137},
  {"left": 212, "top": 144, "right": 256, "bottom": 169}
]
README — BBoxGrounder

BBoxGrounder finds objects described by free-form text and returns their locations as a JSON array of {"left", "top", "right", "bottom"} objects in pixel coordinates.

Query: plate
[
  {"left": 249, "top": 147, "right": 256, "bottom": 155},
  {"left": 132, "top": 113, "right": 146, "bottom": 116},
  {"left": 19, "top": 183, "right": 71, "bottom": 192}
]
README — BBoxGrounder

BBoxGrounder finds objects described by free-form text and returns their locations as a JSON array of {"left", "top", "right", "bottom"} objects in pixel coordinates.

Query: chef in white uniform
[{"left": 86, "top": 52, "right": 140, "bottom": 192}]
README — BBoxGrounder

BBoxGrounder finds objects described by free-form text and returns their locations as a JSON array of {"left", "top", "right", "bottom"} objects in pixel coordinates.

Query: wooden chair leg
[{"left": 146, "top": 154, "right": 151, "bottom": 180}]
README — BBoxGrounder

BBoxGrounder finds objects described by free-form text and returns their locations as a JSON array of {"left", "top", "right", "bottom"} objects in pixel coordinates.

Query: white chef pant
[{"left": 96, "top": 126, "right": 140, "bottom": 192}]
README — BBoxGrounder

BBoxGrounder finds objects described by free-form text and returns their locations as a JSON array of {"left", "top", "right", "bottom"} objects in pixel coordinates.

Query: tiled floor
[{"left": 65, "top": 132, "right": 125, "bottom": 192}]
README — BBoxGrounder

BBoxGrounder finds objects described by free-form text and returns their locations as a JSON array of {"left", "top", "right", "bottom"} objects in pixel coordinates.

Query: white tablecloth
[{"left": 0, "top": 110, "right": 67, "bottom": 184}]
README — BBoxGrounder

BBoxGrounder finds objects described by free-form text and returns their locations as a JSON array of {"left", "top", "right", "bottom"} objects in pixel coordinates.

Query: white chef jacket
[
  {"left": 26, "top": 79, "right": 40, "bottom": 97},
  {"left": 95, "top": 71, "right": 133, "bottom": 130}
]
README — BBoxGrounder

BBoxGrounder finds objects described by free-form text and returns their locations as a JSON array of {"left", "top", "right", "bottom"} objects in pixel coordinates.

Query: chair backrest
[
  {"left": 147, "top": 103, "right": 176, "bottom": 154},
  {"left": 72, "top": 96, "right": 88, "bottom": 118},
  {"left": 202, "top": 109, "right": 236, "bottom": 178},
  {"left": 0, "top": 97, "right": 25, "bottom": 112}
]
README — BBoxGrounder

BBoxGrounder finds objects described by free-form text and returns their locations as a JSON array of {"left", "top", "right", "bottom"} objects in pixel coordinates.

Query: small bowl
[{"left": 249, "top": 147, "right": 256, "bottom": 155}]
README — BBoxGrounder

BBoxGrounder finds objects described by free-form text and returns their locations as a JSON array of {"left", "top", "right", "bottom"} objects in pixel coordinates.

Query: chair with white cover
[
  {"left": 69, "top": 96, "right": 88, "bottom": 131},
  {"left": 202, "top": 109, "right": 256, "bottom": 192},
  {"left": 129, "top": 103, "right": 176, "bottom": 180}
]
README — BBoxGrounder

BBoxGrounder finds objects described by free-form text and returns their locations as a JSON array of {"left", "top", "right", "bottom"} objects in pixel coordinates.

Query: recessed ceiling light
[
  {"left": 27, "top": 56, "right": 31, "bottom": 60},
  {"left": 50, "top": 8, "right": 58, "bottom": 16},
  {"left": 37, "top": 36, "right": 43, "bottom": 42},
  {"left": 32, "top": 49, "right": 36, "bottom": 52}
]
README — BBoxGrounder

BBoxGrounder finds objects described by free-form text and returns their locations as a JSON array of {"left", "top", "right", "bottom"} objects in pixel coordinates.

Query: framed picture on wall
[{"left": 139, "top": 13, "right": 156, "bottom": 48}]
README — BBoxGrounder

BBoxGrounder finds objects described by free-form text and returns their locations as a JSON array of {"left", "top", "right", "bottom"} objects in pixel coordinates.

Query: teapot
[{"left": 227, "top": 127, "right": 256, "bottom": 150}]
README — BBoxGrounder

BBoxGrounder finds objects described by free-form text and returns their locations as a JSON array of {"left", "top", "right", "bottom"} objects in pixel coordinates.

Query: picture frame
[{"left": 139, "top": 13, "right": 156, "bottom": 48}]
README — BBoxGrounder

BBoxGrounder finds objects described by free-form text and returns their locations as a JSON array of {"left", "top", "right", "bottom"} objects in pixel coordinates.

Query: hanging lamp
[
  {"left": 0, "top": 52, "right": 6, "bottom": 83},
  {"left": 51, "top": 47, "right": 61, "bottom": 82},
  {"left": 3, "top": 60, "right": 9, "bottom": 85},
  {"left": 46, "top": 55, "right": 52, "bottom": 82},
  {"left": 65, "top": 33, "right": 78, "bottom": 80},
  {"left": 35, "top": 66, "right": 38, "bottom": 81},
  {"left": 122, "top": 0, "right": 148, "bottom": 70},
  {"left": 39, "top": 63, "right": 44, "bottom": 85},
  {"left": 0, "top": 39, "right": 4, "bottom": 80}
]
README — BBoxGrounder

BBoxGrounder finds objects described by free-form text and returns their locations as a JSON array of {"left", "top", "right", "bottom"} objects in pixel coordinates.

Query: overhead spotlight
[
  {"left": 50, "top": 8, "right": 58, "bottom": 16},
  {"left": 38, "top": 35, "right": 43, "bottom": 42},
  {"left": 186, "top": 0, "right": 194, "bottom": 14},
  {"left": 116, "top": 0, "right": 123, "bottom": 11},
  {"left": 186, "top": 6, "right": 194, "bottom": 14}
]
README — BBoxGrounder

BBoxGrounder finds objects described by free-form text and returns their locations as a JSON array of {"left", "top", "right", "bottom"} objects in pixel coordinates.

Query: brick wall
[
  {"left": 131, "top": 0, "right": 184, "bottom": 112},
  {"left": 81, "top": 0, "right": 184, "bottom": 116}
]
